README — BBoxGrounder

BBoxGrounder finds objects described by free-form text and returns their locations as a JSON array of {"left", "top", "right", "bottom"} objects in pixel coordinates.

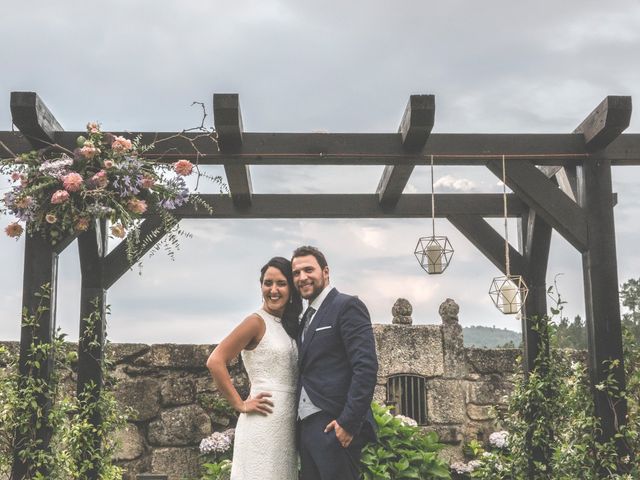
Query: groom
[{"left": 292, "top": 245, "right": 378, "bottom": 480}]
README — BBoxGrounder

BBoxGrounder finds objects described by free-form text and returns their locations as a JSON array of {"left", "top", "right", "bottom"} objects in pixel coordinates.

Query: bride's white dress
[{"left": 230, "top": 308, "right": 299, "bottom": 480}]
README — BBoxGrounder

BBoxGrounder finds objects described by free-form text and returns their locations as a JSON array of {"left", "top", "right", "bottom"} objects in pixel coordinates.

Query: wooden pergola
[{"left": 2, "top": 91, "right": 638, "bottom": 478}]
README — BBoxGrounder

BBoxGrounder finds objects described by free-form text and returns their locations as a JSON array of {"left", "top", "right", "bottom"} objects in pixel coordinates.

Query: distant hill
[{"left": 462, "top": 325, "right": 521, "bottom": 348}]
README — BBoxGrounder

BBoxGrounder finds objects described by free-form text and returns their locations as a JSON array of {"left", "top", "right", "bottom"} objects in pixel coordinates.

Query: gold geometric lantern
[
  {"left": 414, "top": 155, "right": 453, "bottom": 274},
  {"left": 489, "top": 155, "right": 528, "bottom": 314}
]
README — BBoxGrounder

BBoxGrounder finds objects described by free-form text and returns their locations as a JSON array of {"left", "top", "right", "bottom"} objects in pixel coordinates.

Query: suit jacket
[{"left": 297, "top": 288, "right": 378, "bottom": 443}]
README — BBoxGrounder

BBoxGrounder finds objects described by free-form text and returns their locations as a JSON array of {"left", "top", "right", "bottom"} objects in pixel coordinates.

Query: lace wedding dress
[{"left": 230, "top": 309, "right": 299, "bottom": 480}]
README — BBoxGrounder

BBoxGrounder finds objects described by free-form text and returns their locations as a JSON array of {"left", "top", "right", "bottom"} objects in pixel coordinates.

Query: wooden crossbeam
[
  {"left": 4, "top": 130, "right": 640, "bottom": 165},
  {"left": 486, "top": 160, "right": 588, "bottom": 252},
  {"left": 214, "top": 94, "right": 252, "bottom": 207},
  {"left": 447, "top": 214, "right": 526, "bottom": 276},
  {"left": 377, "top": 95, "right": 435, "bottom": 208},
  {"left": 575, "top": 96, "right": 632, "bottom": 152},
  {"left": 102, "top": 216, "right": 172, "bottom": 289},
  {"left": 170, "top": 193, "right": 526, "bottom": 219},
  {"left": 10, "top": 92, "right": 62, "bottom": 149},
  {"left": 538, "top": 165, "right": 578, "bottom": 202}
]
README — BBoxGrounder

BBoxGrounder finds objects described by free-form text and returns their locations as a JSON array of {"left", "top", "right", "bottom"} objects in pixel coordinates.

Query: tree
[{"left": 621, "top": 278, "right": 640, "bottom": 342}]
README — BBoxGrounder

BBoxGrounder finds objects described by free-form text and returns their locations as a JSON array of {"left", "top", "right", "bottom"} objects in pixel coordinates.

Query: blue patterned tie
[{"left": 301, "top": 307, "right": 316, "bottom": 343}]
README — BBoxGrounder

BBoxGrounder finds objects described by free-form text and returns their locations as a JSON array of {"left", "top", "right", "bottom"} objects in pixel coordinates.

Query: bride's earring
[{"left": 289, "top": 295, "right": 293, "bottom": 304}]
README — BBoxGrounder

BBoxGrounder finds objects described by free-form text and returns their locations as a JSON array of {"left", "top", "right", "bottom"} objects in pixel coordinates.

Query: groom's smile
[{"left": 291, "top": 255, "right": 330, "bottom": 302}]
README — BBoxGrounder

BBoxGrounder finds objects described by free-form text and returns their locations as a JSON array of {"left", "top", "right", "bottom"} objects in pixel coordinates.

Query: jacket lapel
[{"left": 299, "top": 288, "right": 338, "bottom": 362}]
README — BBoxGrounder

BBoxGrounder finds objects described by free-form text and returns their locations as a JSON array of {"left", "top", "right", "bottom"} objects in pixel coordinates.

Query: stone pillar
[{"left": 439, "top": 298, "right": 466, "bottom": 378}]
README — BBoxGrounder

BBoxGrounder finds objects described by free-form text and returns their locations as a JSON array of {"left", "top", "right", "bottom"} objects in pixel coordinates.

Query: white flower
[
  {"left": 489, "top": 430, "right": 509, "bottom": 449},
  {"left": 395, "top": 414, "right": 418, "bottom": 427},
  {"left": 199, "top": 429, "right": 235, "bottom": 454}
]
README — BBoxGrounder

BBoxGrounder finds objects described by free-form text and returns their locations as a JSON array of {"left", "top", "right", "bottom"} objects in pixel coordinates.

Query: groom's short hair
[{"left": 292, "top": 245, "right": 328, "bottom": 269}]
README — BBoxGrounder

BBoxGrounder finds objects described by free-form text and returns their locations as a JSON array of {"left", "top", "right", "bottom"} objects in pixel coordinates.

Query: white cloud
[{"left": 434, "top": 175, "right": 477, "bottom": 192}]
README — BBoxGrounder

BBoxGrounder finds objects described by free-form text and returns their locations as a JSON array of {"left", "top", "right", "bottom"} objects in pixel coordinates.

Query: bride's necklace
[{"left": 261, "top": 306, "right": 282, "bottom": 322}]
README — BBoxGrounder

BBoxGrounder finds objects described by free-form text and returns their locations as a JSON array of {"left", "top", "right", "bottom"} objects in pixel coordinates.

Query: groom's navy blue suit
[{"left": 297, "top": 287, "right": 378, "bottom": 480}]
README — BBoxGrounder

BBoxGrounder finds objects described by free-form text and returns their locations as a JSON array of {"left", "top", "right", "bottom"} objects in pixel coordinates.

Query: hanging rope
[
  {"left": 430, "top": 154, "right": 435, "bottom": 237},
  {"left": 502, "top": 154, "right": 510, "bottom": 277}
]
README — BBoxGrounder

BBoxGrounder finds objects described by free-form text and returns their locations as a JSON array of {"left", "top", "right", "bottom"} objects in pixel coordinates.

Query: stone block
[
  {"left": 107, "top": 343, "right": 150, "bottom": 364},
  {"left": 466, "top": 404, "right": 496, "bottom": 421},
  {"left": 429, "top": 425, "right": 464, "bottom": 444},
  {"left": 160, "top": 375, "right": 195, "bottom": 406},
  {"left": 150, "top": 447, "right": 201, "bottom": 480},
  {"left": 427, "top": 379, "right": 466, "bottom": 424},
  {"left": 195, "top": 375, "right": 217, "bottom": 394},
  {"left": 113, "top": 423, "right": 145, "bottom": 461},
  {"left": 148, "top": 404, "right": 212, "bottom": 446},
  {"left": 115, "top": 378, "right": 161, "bottom": 422},
  {"left": 374, "top": 324, "right": 444, "bottom": 379},
  {"left": 150, "top": 344, "right": 215, "bottom": 369},
  {"left": 465, "top": 348, "right": 520, "bottom": 374},
  {"left": 443, "top": 323, "right": 466, "bottom": 378},
  {"left": 373, "top": 385, "right": 387, "bottom": 405},
  {"left": 466, "top": 376, "right": 514, "bottom": 405},
  {"left": 462, "top": 421, "right": 495, "bottom": 444}
]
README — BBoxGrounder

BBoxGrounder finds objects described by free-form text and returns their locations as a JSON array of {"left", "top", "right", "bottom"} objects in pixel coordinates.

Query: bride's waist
[{"left": 250, "top": 381, "right": 297, "bottom": 394}]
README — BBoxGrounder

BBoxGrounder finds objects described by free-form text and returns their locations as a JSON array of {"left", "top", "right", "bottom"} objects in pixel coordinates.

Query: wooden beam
[
  {"left": 77, "top": 221, "right": 108, "bottom": 480},
  {"left": 171, "top": 193, "right": 527, "bottom": 219},
  {"left": 575, "top": 96, "right": 632, "bottom": 152},
  {"left": 4, "top": 130, "right": 640, "bottom": 165},
  {"left": 12, "top": 235, "right": 58, "bottom": 479},
  {"left": 214, "top": 93, "right": 252, "bottom": 207},
  {"left": 577, "top": 158, "right": 628, "bottom": 462},
  {"left": 447, "top": 214, "right": 527, "bottom": 276},
  {"left": 486, "top": 159, "right": 588, "bottom": 252},
  {"left": 378, "top": 95, "right": 435, "bottom": 207},
  {"left": 538, "top": 165, "right": 578, "bottom": 202},
  {"left": 102, "top": 216, "right": 172, "bottom": 289},
  {"left": 10, "top": 92, "right": 62, "bottom": 149}
]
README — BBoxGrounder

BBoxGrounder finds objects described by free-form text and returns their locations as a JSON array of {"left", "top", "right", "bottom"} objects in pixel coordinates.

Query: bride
[{"left": 206, "top": 257, "right": 302, "bottom": 479}]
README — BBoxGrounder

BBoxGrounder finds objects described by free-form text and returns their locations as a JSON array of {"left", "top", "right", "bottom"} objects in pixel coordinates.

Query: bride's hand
[{"left": 242, "top": 392, "right": 274, "bottom": 415}]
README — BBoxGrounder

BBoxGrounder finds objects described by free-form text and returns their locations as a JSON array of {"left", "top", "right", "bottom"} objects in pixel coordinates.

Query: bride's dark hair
[{"left": 260, "top": 257, "right": 302, "bottom": 339}]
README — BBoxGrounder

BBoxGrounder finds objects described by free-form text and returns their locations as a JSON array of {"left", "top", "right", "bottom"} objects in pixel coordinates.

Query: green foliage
[
  {"left": 197, "top": 459, "right": 232, "bottom": 480},
  {"left": 462, "top": 283, "right": 640, "bottom": 480},
  {"left": 362, "top": 402, "right": 451, "bottom": 480},
  {"left": 0, "top": 289, "right": 128, "bottom": 479}
]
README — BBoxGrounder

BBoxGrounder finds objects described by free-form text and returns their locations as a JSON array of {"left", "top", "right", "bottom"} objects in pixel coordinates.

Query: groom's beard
[{"left": 298, "top": 278, "right": 326, "bottom": 302}]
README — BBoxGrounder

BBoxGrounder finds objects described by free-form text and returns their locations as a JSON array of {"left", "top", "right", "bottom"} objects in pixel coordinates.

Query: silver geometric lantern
[
  {"left": 489, "top": 274, "right": 528, "bottom": 314},
  {"left": 490, "top": 155, "right": 529, "bottom": 314},
  {"left": 414, "top": 236, "right": 454, "bottom": 274},
  {"left": 414, "top": 155, "right": 454, "bottom": 274}
]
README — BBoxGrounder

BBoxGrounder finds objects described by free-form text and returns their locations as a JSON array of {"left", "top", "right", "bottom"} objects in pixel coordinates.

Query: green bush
[{"left": 362, "top": 401, "right": 451, "bottom": 479}]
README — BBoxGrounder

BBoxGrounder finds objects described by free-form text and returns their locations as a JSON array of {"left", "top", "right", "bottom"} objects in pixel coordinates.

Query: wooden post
[
  {"left": 77, "top": 220, "right": 108, "bottom": 480},
  {"left": 12, "top": 234, "right": 58, "bottom": 479},
  {"left": 578, "top": 157, "right": 628, "bottom": 455}
]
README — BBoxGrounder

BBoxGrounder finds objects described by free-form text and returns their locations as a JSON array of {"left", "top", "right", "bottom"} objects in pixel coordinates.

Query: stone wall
[{"left": 0, "top": 298, "right": 520, "bottom": 479}]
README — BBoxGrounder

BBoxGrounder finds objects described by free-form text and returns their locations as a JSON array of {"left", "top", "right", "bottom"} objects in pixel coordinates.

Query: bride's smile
[{"left": 261, "top": 267, "right": 291, "bottom": 317}]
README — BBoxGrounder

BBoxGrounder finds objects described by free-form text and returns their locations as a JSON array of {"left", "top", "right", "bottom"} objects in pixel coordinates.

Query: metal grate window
[{"left": 386, "top": 374, "right": 427, "bottom": 425}]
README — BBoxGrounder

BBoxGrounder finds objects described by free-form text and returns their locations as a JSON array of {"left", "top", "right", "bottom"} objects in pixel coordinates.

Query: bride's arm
[{"left": 206, "top": 314, "right": 273, "bottom": 415}]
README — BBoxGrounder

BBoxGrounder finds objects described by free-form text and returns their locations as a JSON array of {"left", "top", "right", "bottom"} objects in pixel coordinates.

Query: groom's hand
[{"left": 324, "top": 420, "right": 353, "bottom": 448}]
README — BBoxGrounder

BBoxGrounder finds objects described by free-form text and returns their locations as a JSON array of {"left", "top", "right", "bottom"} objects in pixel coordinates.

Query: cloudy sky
[{"left": 1, "top": 0, "right": 639, "bottom": 344}]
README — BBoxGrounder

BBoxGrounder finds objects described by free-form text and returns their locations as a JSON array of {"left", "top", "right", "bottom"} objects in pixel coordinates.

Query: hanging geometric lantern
[
  {"left": 414, "top": 155, "right": 454, "bottom": 274},
  {"left": 414, "top": 236, "right": 454, "bottom": 274},
  {"left": 489, "top": 155, "right": 529, "bottom": 315},
  {"left": 489, "top": 274, "right": 528, "bottom": 314}
]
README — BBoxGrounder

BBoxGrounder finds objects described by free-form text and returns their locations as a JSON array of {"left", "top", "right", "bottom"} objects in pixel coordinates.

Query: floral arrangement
[
  {"left": 1, "top": 122, "right": 214, "bottom": 257},
  {"left": 197, "top": 429, "right": 234, "bottom": 480}
]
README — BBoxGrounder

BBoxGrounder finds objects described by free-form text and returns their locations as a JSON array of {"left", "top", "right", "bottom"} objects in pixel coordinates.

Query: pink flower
[
  {"left": 20, "top": 174, "right": 28, "bottom": 187},
  {"left": 10, "top": 172, "right": 21, "bottom": 182},
  {"left": 75, "top": 218, "right": 90, "bottom": 232},
  {"left": 110, "top": 223, "right": 126, "bottom": 238},
  {"left": 87, "top": 122, "right": 100, "bottom": 133},
  {"left": 5, "top": 222, "right": 23, "bottom": 238},
  {"left": 80, "top": 141, "right": 100, "bottom": 159},
  {"left": 91, "top": 170, "right": 108, "bottom": 189},
  {"left": 127, "top": 198, "right": 148, "bottom": 214},
  {"left": 111, "top": 136, "right": 132, "bottom": 153},
  {"left": 51, "top": 190, "right": 70, "bottom": 204},
  {"left": 141, "top": 175, "right": 155, "bottom": 189},
  {"left": 174, "top": 159, "right": 193, "bottom": 176},
  {"left": 103, "top": 159, "right": 115, "bottom": 169},
  {"left": 45, "top": 213, "right": 57, "bottom": 224},
  {"left": 62, "top": 172, "right": 83, "bottom": 192}
]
